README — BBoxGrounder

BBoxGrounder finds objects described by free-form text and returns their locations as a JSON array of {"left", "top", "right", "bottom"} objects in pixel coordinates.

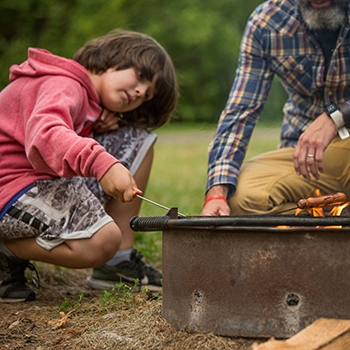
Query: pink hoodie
[{"left": 0, "top": 48, "right": 118, "bottom": 211}]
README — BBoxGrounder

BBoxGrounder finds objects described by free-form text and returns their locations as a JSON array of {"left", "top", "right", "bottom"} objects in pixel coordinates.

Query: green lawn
[{"left": 135, "top": 123, "right": 280, "bottom": 263}]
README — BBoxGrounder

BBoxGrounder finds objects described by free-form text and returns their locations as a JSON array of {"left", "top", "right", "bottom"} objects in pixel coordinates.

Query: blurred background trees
[{"left": 0, "top": 0, "right": 287, "bottom": 126}]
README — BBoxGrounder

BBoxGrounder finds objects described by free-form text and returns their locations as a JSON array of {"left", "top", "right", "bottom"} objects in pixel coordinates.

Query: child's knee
[{"left": 79, "top": 224, "right": 122, "bottom": 267}]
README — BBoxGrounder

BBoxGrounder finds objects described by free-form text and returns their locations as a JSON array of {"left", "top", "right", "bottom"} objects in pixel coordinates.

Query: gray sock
[
  {"left": 0, "top": 240, "right": 15, "bottom": 257},
  {"left": 106, "top": 248, "right": 133, "bottom": 267}
]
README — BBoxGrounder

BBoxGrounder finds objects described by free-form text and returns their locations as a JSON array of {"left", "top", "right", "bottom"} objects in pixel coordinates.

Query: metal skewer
[{"left": 135, "top": 194, "right": 186, "bottom": 217}]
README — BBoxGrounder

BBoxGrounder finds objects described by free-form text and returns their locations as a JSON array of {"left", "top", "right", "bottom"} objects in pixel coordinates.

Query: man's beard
[{"left": 299, "top": 0, "right": 349, "bottom": 30}]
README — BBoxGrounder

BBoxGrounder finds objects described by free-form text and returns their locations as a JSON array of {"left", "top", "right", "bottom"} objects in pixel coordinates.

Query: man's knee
[{"left": 229, "top": 190, "right": 270, "bottom": 215}]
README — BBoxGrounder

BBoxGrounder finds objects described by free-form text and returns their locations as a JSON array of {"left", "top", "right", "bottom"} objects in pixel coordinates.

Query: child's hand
[
  {"left": 92, "top": 109, "right": 120, "bottom": 134},
  {"left": 99, "top": 162, "right": 141, "bottom": 202}
]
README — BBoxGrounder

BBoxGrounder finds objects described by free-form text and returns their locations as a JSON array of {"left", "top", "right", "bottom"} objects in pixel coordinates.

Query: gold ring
[{"left": 307, "top": 154, "right": 315, "bottom": 158}]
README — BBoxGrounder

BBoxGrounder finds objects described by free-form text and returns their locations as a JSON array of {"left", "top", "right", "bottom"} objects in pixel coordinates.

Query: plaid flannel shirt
[{"left": 206, "top": 0, "right": 350, "bottom": 197}]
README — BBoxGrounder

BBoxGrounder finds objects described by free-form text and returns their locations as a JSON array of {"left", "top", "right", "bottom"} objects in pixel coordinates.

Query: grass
[{"left": 134, "top": 123, "right": 280, "bottom": 263}]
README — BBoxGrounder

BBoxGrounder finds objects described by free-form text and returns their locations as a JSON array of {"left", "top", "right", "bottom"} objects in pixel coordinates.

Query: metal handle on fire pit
[{"left": 130, "top": 208, "right": 350, "bottom": 232}]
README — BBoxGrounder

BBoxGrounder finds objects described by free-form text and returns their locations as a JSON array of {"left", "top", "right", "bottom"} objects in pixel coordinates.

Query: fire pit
[{"left": 130, "top": 208, "right": 350, "bottom": 339}]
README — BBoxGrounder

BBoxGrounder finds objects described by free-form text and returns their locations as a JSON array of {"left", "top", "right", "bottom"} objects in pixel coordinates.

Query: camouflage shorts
[{"left": 0, "top": 127, "right": 156, "bottom": 250}]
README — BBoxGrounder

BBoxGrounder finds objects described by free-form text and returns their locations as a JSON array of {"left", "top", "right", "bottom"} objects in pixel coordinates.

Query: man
[{"left": 202, "top": 0, "right": 350, "bottom": 216}]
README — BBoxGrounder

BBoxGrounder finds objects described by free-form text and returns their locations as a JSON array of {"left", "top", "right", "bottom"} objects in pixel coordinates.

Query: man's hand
[
  {"left": 99, "top": 162, "right": 140, "bottom": 202},
  {"left": 201, "top": 185, "right": 230, "bottom": 216},
  {"left": 92, "top": 109, "right": 120, "bottom": 134},
  {"left": 293, "top": 113, "right": 337, "bottom": 181}
]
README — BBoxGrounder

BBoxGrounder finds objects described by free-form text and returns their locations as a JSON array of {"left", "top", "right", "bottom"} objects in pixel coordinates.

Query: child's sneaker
[
  {"left": 0, "top": 252, "right": 36, "bottom": 302},
  {"left": 86, "top": 249, "right": 162, "bottom": 292}
]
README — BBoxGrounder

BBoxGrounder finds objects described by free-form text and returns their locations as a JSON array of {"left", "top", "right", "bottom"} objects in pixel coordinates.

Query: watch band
[
  {"left": 329, "top": 109, "right": 345, "bottom": 128},
  {"left": 324, "top": 102, "right": 350, "bottom": 139},
  {"left": 339, "top": 102, "right": 350, "bottom": 129}
]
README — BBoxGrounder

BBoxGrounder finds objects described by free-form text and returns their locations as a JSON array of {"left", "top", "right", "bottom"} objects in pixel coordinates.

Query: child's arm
[
  {"left": 25, "top": 79, "right": 141, "bottom": 202},
  {"left": 24, "top": 77, "right": 114, "bottom": 179}
]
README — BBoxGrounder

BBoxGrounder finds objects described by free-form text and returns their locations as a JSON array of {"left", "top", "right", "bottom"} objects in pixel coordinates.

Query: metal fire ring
[{"left": 130, "top": 208, "right": 350, "bottom": 339}]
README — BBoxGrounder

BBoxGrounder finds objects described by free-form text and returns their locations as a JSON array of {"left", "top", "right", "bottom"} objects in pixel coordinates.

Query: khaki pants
[{"left": 229, "top": 136, "right": 350, "bottom": 215}]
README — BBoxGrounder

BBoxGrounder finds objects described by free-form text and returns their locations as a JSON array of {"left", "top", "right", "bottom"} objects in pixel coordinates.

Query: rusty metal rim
[
  {"left": 130, "top": 209, "right": 350, "bottom": 232},
  {"left": 161, "top": 225, "right": 350, "bottom": 233}
]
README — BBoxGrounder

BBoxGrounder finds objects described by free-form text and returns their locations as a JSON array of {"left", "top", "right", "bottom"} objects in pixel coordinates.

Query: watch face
[
  {"left": 325, "top": 102, "right": 338, "bottom": 115},
  {"left": 329, "top": 105, "right": 337, "bottom": 113}
]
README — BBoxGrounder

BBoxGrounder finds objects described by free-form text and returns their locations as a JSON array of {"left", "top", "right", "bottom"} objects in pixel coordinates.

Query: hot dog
[{"left": 297, "top": 192, "right": 347, "bottom": 210}]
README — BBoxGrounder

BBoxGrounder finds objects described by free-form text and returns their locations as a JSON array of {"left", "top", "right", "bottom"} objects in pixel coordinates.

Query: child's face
[{"left": 92, "top": 67, "right": 158, "bottom": 113}]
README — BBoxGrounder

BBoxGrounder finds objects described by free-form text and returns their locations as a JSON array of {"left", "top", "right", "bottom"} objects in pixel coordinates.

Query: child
[{"left": 0, "top": 29, "right": 178, "bottom": 302}]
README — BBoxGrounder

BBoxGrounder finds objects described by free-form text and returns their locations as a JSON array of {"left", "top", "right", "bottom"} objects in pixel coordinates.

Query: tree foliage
[{"left": 0, "top": 0, "right": 286, "bottom": 124}]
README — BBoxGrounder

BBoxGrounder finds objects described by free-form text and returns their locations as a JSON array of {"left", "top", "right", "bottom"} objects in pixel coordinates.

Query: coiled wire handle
[{"left": 130, "top": 215, "right": 170, "bottom": 232}]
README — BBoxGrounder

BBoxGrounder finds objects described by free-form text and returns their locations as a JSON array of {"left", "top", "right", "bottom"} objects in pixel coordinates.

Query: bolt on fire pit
[{"left": 130, "top": 208, "right": 350, "bottom": 339}]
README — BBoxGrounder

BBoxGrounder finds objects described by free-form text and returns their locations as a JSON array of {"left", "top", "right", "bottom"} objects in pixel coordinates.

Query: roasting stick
[
  {"left": 274, "top": 192, "right": 347, "bottom": 215},
  {"left": 132, "top": 190, "right": 186, "bottom": 217},
  {"left": 275, "top": 207, "right": 301, "bottom": 214}
]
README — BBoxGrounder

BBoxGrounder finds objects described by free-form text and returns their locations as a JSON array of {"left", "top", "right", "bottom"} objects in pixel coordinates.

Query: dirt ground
[{"left": 0, "top": 263, "right": 261, "bottom": 350}]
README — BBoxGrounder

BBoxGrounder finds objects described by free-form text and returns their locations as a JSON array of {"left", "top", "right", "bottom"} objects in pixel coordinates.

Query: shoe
[
  {"left": 86, "top": 249, "right": 162, "bottom": 292},
  {"left": 0, "top": 252, "right": 36, "bottom": 302}
]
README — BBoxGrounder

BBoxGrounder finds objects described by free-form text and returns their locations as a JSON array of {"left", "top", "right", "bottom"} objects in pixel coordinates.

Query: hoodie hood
[{"left": 10, "top": 48, "right": 99, "bottom": 102}]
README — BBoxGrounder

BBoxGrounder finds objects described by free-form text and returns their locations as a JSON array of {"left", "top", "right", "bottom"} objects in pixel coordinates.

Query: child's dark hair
[{"left": 73, "top": 29, "right": 178, "bottom": 130}]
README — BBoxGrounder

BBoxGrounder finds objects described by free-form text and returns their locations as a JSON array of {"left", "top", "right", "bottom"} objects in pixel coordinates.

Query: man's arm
[{"left": 203, "top": 10, "right": 274, "bottom": 215}]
